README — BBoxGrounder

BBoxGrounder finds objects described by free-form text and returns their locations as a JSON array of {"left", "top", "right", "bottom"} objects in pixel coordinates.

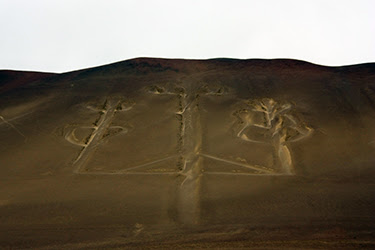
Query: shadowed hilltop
[{"left": 1, "top": 58, "right": 375, "bottom": 249}]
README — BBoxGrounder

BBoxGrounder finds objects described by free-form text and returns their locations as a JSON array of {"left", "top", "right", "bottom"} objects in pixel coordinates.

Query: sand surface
[{"left": 0, "top": 58, "right": 375, "bottom": 248}]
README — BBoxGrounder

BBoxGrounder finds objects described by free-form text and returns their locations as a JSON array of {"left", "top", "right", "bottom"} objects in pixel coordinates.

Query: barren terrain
[{"left": 0, "top": 58, "right": 375, "bottom": 248}]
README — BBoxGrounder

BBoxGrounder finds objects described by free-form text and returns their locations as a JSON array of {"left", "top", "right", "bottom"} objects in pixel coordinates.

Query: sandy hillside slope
[{"left": 0, "top": 58, "right": 375, "bottom": 248}]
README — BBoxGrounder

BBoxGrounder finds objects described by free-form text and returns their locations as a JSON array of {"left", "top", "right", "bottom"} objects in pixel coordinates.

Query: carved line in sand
[
  {"left": 0, "top": 96, "right": 52, "bottom": 141},
  {"left": 0, "top": 115, "right": 26, "bottom": 139},
  {"left": 233, "top": 98, "right": 313, "bottom": 174}
]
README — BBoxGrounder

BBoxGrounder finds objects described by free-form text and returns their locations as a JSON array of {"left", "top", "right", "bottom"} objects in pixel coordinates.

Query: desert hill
[
  {"left": 0, "top": 58, "right": 375, "bottom": 248},
  {"left": 0, "top": 70, "right": 56, "bottom": 94}
]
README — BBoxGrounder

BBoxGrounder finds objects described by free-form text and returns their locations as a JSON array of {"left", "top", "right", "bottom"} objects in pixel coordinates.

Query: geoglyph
[{"left": 63, "top": 85, "right": 313, "bottom": 224}]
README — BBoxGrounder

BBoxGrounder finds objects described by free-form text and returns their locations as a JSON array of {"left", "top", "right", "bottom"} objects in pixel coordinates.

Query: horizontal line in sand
[
  {"left": 204, "top": 172, "right": 293, "bottom": 176},
  {"left": 199, "top": 153, "right": 275, "bottom": 174}
]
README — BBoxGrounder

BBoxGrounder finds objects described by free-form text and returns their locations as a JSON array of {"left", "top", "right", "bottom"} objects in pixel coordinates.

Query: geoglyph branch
[
  {"left": 234, "top": 98, "right": 313, "bottom": 174},
  {"left": 64, "top": 98, "right": 133, "bottom": 173}
]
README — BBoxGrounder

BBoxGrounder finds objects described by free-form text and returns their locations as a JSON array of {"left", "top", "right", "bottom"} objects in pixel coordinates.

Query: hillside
[
  {"left": 1, "top": 58, "right": 375, "bottom": 248},
  {"left": 0, "top": 70, "right": 56, "bottom": 93}
]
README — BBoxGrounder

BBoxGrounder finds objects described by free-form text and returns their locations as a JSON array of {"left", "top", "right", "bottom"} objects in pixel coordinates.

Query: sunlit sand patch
[
  {"left": 0, "top": 95, "right": 53, "bottom": 119},
  {"left": 0, "top": 200, "right": 10, "bottom": 206}
]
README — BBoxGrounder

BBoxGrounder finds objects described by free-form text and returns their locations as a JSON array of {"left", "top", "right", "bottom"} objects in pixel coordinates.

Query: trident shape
[
  {"left": 146, "top": 84, "right": 231, "bottom": 225},
  {"left": 146, "top": 84, "right": 202, "bottom": 225}
]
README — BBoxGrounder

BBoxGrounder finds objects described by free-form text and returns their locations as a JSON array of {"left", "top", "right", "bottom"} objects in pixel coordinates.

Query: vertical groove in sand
[{"left": 177, "top": 89, "right": 203, "bottom": 225}]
